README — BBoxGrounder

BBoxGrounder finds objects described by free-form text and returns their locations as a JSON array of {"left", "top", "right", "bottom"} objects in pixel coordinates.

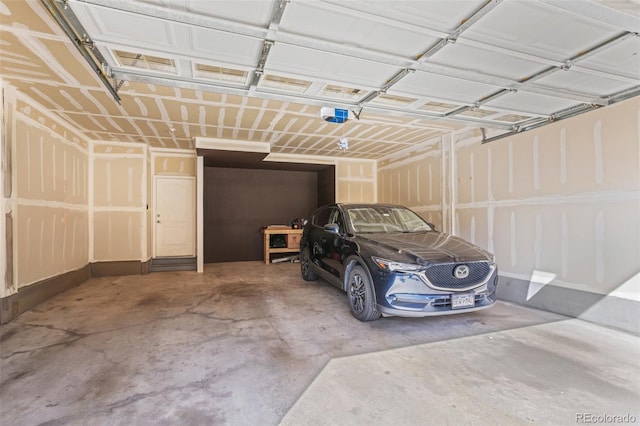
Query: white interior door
[{"left": 155, "top": 176, "right": 195, "bottom": 257}]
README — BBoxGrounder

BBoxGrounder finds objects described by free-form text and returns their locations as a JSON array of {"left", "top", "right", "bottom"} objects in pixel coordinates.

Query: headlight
[{"left": 372, "top": 257, "right": 424, "bottom": 273}]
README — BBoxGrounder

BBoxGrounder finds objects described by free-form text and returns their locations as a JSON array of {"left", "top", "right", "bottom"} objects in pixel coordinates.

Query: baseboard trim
[
  {"left": 0, "top": 265, "right": 91, "bottom": 324},
  {"left": 497, "top": 275, "right": 639, "bottom": 335},
  {"left": 90, "top": 260, "right": 151, "bottom": 277}
]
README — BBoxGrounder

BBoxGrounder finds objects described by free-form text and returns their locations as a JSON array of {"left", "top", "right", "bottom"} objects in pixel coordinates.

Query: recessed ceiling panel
[
  {"left": 485, "top": 92, "right": 581, "bottom": 116},
  {"left": 279, "top": 1, "right": 437, "bottom": 57},
  {"left": 462, "top": 1, "right": 620, "bottom": 61},
  {"left": 265, "top": 44, "right": 400, "bottom": 89},
  {"left": 71, "top": 3, "right": 175, "bottom": 48},
  {"left": 190, "top": 27, "right": 263, "bottom": 67},
  {"left": 320, "top": 0, "right": 487, "bottom": 34},
  {"left": 578, "top": 37, "right": 640, "bottom": 80},
  {"left": 392, "top": 71, "right": 498, "bottom": 104},
  {"left": 430, "top": 43, "right": 550, "bottom": 81},
  {"left": 136, "top": 0, "right": 277, "bottom": 27},
  {"left": 535, "top": 70, "right": 633, "bottom": 97}
]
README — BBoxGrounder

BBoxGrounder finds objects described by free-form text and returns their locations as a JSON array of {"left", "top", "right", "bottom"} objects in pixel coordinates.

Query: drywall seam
[
  {"left": 92, "top": 206, "right": 146, "bottom": 213},
  {"left": 561, "top": 212, "right": 569, "bottom": 279},
  {"left": 377, "top": 134, "right": 442, "bottom": 163},
  {"left": 336, "top": 177, "right": 373, "bottom": 183},
  {"left": 372, "top": 160, "right": 378, "bottom": 203},
  {"left": 150, "top": 147, "right": 196, "bottom": 156},
  {"left": 534, "top": 213, "right": 542, "bottom": 269},
  {"left": 13, "top": 199, "right": 87, "bottom": 210},
  {"left": 428, "top": 163, "right": 433, "bottom": 201},
  {"left": 454, "top": 190, "right": 640, "bottom": 208},
  {"left": 106, "top": 162, "right": 112, "bottom": 205},
  {"left": 416, "top": 165, "right": 421, "bottom": 203},
  {"left": 560, "top": 128, "right": 567, "bottom": 184},
  {"left": 407, "top": 169, "right": 411, "bottom": 204},
  {"left": 470, "top": 152, "right": 475, "bottom": 203},
  {"left": 377, "top": 150, "right": 441, "bottom": 171},
  {"left": 449, "top": 134, "right": 456, "bottom": 235},
  {"left": 15, "top": 115, "right": 88, "bottom": 153},
  {"left": 533, "top": 136, "right": 540, "bottom": 190},
  {"left": 595, "top": 210, "right": 605, "bottom": 283},
  {"left": 487, "top": 147, "right": 493, "bottom": 201},
  {"left": 510, "top": 210, "right": 516, "bottom": 267},
  {"left": 93, "top": 140, "right": 145, "bottom": 149},
  {"left": 92, "top": 153, "right": 146, "bottom": 160},
  {"left": 594, "top": 120, "right": 604, "bottom": 184},
  {"left": 508, "top": 141, "right": 513, "bottom": 193},
  {"left": 406, "top": 205, "right": 442, "bottom": 212},
  {"left": 15, "top": 92, "right": 89, "bottom": 145}
]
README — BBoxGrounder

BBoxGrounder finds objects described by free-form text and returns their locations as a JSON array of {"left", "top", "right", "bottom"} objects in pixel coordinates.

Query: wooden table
[{"left": 261, "top": 226, "right": 303, "bottom": 264}]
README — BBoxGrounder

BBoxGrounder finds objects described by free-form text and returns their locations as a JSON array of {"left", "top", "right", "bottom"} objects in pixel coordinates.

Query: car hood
[{"left": 356, "top": 232, "right": 493, "bottom": 265}]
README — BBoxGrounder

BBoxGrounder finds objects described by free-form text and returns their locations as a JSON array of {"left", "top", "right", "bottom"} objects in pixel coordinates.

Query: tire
[
  {"left": 300, "top": 246, "right": 318, "bottom": 281},
  {"left": 347, "top": 265, "right": 381, "bottom": 321}
]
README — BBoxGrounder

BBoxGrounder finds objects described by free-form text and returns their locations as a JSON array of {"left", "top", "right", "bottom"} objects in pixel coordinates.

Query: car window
[
  {"left": 313, "top": 207, "right": 332, "bottom": 227},
  {"left": 328, "top": 208, "right": 347, "bottom": 234},
  {"left": 346, "top": 206, "right": 432, "bottom": 233}
]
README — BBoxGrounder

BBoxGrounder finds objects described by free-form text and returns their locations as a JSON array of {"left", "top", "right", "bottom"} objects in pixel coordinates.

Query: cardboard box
[{"left": 287, "top": 234, "right": 301, "bottom": 249}]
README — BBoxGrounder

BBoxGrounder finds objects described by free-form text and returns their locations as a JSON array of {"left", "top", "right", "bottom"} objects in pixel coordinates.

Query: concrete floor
[{"left": 1, "top": 262, "right": 638, "bottom": 426}]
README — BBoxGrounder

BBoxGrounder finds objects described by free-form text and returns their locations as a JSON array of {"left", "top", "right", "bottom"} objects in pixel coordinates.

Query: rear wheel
[
  {"left": 347, "top": 265, "right": 381, "bottom": 321},
  {"left": 300, "top": 246, "right": 318, "bottom": 281}
]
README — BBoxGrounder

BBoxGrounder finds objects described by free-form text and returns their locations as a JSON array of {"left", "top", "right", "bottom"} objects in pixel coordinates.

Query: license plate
[{"left": 451, "top": 293, "right": 475, "bottom": 309}]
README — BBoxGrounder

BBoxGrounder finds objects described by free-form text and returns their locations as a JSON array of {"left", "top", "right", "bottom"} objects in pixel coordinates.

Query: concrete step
[{"left": 150, "top": 257, "right": 196, "bottom": 272}]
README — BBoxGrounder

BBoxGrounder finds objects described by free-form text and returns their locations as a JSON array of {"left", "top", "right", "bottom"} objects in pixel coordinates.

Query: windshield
[{"left": 346, "top": 206, "right": 433, "bottom": 234}]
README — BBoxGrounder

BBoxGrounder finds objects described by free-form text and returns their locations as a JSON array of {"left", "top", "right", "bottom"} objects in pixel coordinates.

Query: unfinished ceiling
[{"left": 1, "top": 0, "right": 639, "bottom": 159}]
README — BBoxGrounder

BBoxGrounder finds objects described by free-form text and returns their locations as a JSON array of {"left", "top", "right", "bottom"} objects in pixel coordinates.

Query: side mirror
[{"left": 323, "top": 223, "right": 340, "bottom": 234}]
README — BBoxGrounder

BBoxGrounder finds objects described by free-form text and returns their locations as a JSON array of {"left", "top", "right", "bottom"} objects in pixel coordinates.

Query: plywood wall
[
  {"left": 91, "top": 142, "right": 147, "bottom": 261},
  {"left": 3, "top": 85, "right": 89, "bottom": 292},
  {"left": 335, "top": 159, "right": 376, "bottom": 203}
]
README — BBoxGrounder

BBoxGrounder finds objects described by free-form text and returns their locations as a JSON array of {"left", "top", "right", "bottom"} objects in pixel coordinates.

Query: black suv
[{"left": 300, "top": 203, "right": 498, "bottom": 321}]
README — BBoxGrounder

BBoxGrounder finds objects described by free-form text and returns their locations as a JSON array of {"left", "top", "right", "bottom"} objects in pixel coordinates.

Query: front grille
[{"left": 423, "top": 262, "right": 491, "bottom": 290}]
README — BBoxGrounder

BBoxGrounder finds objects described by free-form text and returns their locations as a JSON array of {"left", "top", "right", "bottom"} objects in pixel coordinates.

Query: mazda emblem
[{"left": 453, "top": 265, "right": 470, "bottom": 279}]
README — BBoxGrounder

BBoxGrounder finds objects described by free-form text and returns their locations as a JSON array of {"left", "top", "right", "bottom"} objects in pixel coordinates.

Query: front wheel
[
  {"left": 300, "top": 246, "right": 318, "bottom": 281},
  {"left": 347, "top": 265, "right": 381, "bottom": 321}
]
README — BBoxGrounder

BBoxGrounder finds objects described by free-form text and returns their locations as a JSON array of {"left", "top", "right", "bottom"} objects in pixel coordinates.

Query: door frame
[{"left": 153, "top": 175, "right": 196, "bottom": 259}]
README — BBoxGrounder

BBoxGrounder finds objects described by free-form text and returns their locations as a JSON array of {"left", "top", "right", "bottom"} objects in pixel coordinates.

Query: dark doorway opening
[{"left": 203, "top": 163, "right": 335, "bottom": 263}]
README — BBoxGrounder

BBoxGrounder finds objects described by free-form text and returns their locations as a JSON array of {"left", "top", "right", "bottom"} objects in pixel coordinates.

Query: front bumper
[{"left": 371, "top": 265, "right": 498, "bottom": 317}]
